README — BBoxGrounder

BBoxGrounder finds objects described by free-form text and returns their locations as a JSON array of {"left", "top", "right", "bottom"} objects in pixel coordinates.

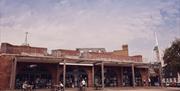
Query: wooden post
[
  {"left": 101, "top": 62, "right": 104, "bottom": 90},
  {"left": 92, "top": 65, "right": 95, "bottom": 87},
  {"left": 132, "top": 64, "right": 135, "bottom": 88},
  {"left": 10, "top": 58, "right": 17, "bottom": 89},
  {"left": 63, "top": 60, "right": 66, "bottom": 90},
  {"left": 148, "top": 67, "right": 151, "bottom": 87},
  {"left": 121, "top": 67, "right": 123, "bottom": 87},
  {"left": 56, "top": 64, "right": 60, "bottom": 84}
]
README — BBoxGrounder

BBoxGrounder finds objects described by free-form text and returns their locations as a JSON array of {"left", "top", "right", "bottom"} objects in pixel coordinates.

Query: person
[
  {"left": 46, "top": 80, "right": 52, "bottom": 88},
  {"left": 81, "top": 79, "right": 86, "bottom": 87},
  {"left": 22, "top": 81, "right": 28, "bottom": 91},
  {"left": 35, "top": 78, "right": 40, "bottom": 88},
  {"left": 80, "top": 79, "right": 86, "bottom": 91},
  {"left": 143, "top": 79, "right": 147, "bottom": 87},
  {"left": 94, "top": 79, "right": 99, "bottom": 90},
  {"left": 58, "top": 81, "right": 64, "bottom": 91},
  {"left": 148, "top": 78, "right": 151, "bottom": 86}
]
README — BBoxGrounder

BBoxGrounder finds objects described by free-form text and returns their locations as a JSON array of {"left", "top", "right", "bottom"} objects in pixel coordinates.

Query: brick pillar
[
  {"left": 10, "top": 58, "right": 17, "bottom": 89},
  {"left": 56, "top": 65, "right": 62, "bottom": 83},
  {"left": 132, "top": 64, "right": 135, "bottom": 88},
  {"left": 87, "top": 67, "right": 93, "bottom": 87},
  {"left": 50, "top": 68, "right": 57, "bottom": 85},
  {"left": 140, "top": 68, "right": 148, "bottom": 87},
  {"left": 117, "top": 67, "right": 122, "bottom": 87},
  {"left": 48, "top": 64, "right": 59, "bottom": 85}
]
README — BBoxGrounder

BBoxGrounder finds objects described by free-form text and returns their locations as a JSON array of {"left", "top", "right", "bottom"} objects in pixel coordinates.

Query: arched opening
[
  {"left": 15, "top": 64, "right": 52, "bottom": 89},
  {"left": 59, "top": 67, "right": 88, "bottom": 88},
  {"left": 123, "top": 67, "right": 133, "bottom": 86},
  {"left": 104, "top": 68, "right": 118, "bottom": 87},
  {"left": 135, "top": 68, "right": 142, "bottom": 86},
  {"left": 77, "top": 68, "right": 88, "bottom": 87},
  {"left": 94, "top": 67, "right": 102, "bottom": 86},
  {"left": 60, "top": 67, "right": 74, "bottom": 87},
  {"left": 94, "top": 67, "right": 118, "bottom": 87}
]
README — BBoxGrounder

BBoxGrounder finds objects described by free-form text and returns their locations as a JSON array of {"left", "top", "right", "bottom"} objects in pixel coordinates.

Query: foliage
[{"left": 163, "top": 38, "right": 180, "bottom": 72}]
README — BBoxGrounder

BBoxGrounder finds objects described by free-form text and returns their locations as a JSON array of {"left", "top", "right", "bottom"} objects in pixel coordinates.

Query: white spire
[
  {"left": 155, "top": 32, "right": 159, "bottom": 46},
  {"left": 25, "top": 32, "right": 28, "bottom": 45},
  {"left": 154, "top": 32, "right": 164, "bottom": 66}
]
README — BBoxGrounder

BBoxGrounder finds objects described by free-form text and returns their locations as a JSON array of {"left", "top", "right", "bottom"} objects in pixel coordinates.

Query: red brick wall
[
  {"left": 86, "top": 52, "right": 142, "bottom": 62},
  {"left": 0, "top": 55, "right": 13, "bottom": 90},
  {"left": 130, "top": 55, "right": 143, "bottom": 62},
  {"left": 116, "top": 67, "right": 123, "bottom": 86},
  {"left": 1, "top": 43, "right": 47, "bottom": 55},
  {"left": 86, "top": 67, "right": 93, "bottom": 87},
  {"left": 16, "top": 62, "right": 60, "bottom": 85},
  {"left": 140, "top": 68, "right": 149, "bottom": 86},
  {"left": 52, "top": 49, "right": 80, "bottom": 57}
]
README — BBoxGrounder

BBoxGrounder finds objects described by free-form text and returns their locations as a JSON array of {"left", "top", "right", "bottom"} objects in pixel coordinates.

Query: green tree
[{"left": 163, "top": 38, "right": 180, "bottom": 73}]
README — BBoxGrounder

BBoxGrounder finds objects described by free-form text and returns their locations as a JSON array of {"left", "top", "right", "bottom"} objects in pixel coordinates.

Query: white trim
[{"left": 59, "top": 62, "right": 93, "bottom": 66}]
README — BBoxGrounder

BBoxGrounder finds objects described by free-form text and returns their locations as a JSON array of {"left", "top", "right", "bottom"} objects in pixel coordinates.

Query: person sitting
[
  {"left": 46, "top": 80, "right": 52, "bottom": 88},
  {"left": 22, "top": 81, "right": 28, "bottom": 91},
  {"left": 58, "top": 81, "right": 64, "bottom": 91},
  {"left": 94, "top": 79, "right": 101, "bottom": 90}
]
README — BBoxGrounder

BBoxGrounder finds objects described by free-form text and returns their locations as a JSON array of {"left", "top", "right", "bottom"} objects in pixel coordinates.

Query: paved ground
[
  {"left": 102, "top": 87, "right": 180, "bottom": 91},
  {"left": 2, "top": 87, "right": 180, "bottom": 91}
]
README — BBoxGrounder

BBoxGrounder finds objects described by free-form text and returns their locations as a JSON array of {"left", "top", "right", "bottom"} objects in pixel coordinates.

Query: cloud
[{"left": 0, "top": 0, "right": 179, "bottom": 61}]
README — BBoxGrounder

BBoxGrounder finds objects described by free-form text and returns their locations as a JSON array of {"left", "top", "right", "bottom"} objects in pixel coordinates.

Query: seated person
[
  {"left": 22, "top": 81, "right": 29, "bottom": 91},
  {"left": 58, "top": 81, "right": 64, "bottom": 91}
]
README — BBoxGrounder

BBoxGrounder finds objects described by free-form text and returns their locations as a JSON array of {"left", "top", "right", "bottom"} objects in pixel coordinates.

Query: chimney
[
  {"left": 122, "top": 44, "right": 129, "bottom": 56},
  {"left": 122, "top": 44, "right": 128, "bottom": 51}
]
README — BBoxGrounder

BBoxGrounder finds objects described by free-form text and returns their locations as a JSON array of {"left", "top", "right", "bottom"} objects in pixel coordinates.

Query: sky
[{"left": 0, "top": 0, "right": 180, "bottom": 62}]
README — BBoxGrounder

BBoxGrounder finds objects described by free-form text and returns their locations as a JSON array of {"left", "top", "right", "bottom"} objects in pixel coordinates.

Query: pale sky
[{"left": 0, "top": 0, "right": 180, "bottom": 62}]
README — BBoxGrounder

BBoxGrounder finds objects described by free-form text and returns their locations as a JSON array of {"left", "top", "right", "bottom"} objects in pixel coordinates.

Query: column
[
  {"left": 121, "top": 67, "right": 123, "bottom": 86},
  {"left": 92, "top": 65, "right": 95, "bottom": 87},
  {"left": 148, "top": 67, "right": 151, "bottom": 87},
  {"left": 87, "top": 67, "right": 93, "bottom": 87},
  {"left": 10, "top": 58, "right": 17, "bottom": 89},
  {"left": 101, "top": 62, "right": 104, "bottom": 90},
  {"left": 50, "top": 65, "right": 58, "bottom": 85},
  {"left": 117, "top": 67, "right": 121, "bottom": 87},
  {"left": 56, "top": 64, "right": 60, "bottom": 84},
  {"left": 63, "top": 60, "right": 66, "bottom": 90},
  {"left": 131, "top": 64, "right": 135, "bottom": 88}
]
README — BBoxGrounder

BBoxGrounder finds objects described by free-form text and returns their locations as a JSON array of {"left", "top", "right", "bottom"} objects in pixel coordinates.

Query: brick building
[{"left": 0, "top": 43, "right": 150, "bottom": 90}]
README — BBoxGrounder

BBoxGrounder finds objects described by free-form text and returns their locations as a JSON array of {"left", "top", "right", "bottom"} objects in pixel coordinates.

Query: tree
[{"left": 163, "top": 38, "right": 180, "bottom": 73}]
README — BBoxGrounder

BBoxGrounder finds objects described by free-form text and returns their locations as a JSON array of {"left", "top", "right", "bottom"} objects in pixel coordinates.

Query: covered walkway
[{"left": 9, "top": 55, "right": 150, "bottom": 90}]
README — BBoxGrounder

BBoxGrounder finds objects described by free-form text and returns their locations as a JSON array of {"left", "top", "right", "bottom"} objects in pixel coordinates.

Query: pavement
[{"left": 2, "top": 87, "right": 180, "bottom": 91}]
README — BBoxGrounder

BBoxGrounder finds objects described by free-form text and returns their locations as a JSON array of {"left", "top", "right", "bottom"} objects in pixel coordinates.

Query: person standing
[{"left": 79, "top": 79, "right": 86, "bottom": 91}]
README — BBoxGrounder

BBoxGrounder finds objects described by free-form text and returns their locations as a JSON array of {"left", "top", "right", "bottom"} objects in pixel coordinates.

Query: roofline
[{"left": 0, "top": 53, "right": 150, "bottom": 66}]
